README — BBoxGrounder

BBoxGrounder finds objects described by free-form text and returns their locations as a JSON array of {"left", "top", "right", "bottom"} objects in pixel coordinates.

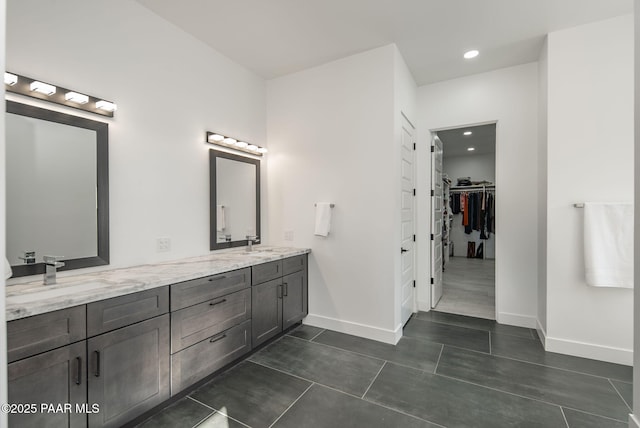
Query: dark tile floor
[{"left": 136, "top": 311, "right": 633, "bottom": 428}]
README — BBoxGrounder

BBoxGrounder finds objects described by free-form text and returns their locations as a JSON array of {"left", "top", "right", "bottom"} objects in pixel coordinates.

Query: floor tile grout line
[
  {"left": 559, "top": 404, "right": 631, "bottom": 424},
  {"left": 363, "top": 396, "right": 448, "bottom": 428},
  {"left": 608, "top": 378, "right": 633, "bottom": 411},
  {"left": 188, "top": 397, "right": 252, "bottom": 428},
  {"left": 308, "top": 328, "right": 326, "bottom": 341},
  {"left": 416, "top": 316, "right": 537, "bottom": 341},
  {"left": 404, "top": 333, "right": 491, "bottom": 355},
  {"left": 361, "top": 361, "right": 386, "bottom": 399},
  {"left": 267, "top": 383, "right": 315, "bottom": 428},
  {"left": 188, "top": 396, "right": 218, "bottom": 412},
  {"left": 282, "top": 334, "right": 388, "bottom": 363},
  {"left": 433, "top": 344, "right": 444, "bottom": 374},
  {"left": 433, "top": 371, "right": 628, "bottom": 423},
  {"left": 419, "top": 335, "right": 630, "bottom": 383},
  {"left": 559, "top": 406, "right": 570, "bottom": 428}
]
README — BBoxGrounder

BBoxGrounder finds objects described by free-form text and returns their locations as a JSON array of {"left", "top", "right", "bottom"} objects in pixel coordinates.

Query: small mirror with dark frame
[
  {"left": 210, "top": 149, "right": 260, "bottom": 250},
  {"left": 6, "top": 100, "right": 109, "bottom": 277}
]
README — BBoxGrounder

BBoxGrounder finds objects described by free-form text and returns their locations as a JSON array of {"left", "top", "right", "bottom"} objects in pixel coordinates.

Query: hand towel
[
  {"left": 584, "top": 202, "right": 633, "bottom": 288},
  {"left": 216, "top": 205, "right": 226, "bottom": 232},
  {"left": 314, "top": 203, "right": 333, "bottom": 237},
  {"left": 4, "top": 258, "right": 12, "bottom": 280}
]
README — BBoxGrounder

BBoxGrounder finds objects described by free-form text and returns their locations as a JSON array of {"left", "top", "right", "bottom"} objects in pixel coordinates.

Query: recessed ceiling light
[
  {"left": 467, "top": 147, "right": 475, "bottom": 151},
  {"left": 463, "top": 50, "right": 479, "bottom": 59},
  {"left": 463, "top": 131, "right": 472, "bottom": 136}
]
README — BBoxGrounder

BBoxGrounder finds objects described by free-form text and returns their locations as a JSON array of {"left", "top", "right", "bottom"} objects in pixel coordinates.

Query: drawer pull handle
[
  {"left": 277, "top": 284, "right": 283, "bottom": 299},
  {"left": 75, "top": 357, "right": 82, "bottom": 385},
  {"left": 93, "top": 351, "right": 100, "bottom": 377},
  {"left": 208, "top": 276, "right": 226, "bottom": 282},
  {"left": 209, "top": 333, "right": 227, "bottom": 343},
  {"left": 209, "top": 298, "right": 227, "bottom": 307},
  {"left": 283, "top": 282, "right": 288, "bottom": 297}
]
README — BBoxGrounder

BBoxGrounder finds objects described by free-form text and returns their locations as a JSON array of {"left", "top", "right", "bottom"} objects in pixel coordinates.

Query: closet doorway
[{"left": 430, "top": 123, "right": 496, "bottom": 320}]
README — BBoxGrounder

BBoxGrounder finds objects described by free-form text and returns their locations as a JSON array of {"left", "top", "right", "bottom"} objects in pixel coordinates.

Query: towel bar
[{"left": 314, "top": 203, "right": 335, "bottom": 208}]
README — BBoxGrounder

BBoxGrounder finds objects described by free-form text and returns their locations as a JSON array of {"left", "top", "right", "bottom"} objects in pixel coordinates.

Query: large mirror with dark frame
[
  {"left": 210, "top": 149, "right": 260, "bottom": 250},
  {"left": 6, "top": 100, "right": 109, "bottom": 277}
]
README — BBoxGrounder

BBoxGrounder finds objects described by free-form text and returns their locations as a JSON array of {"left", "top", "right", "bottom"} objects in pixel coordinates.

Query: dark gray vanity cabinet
[
  {"left": 252, "top": 255, "right": 308, "bottom": 347},
  {"left": 86, "top": 287, "right": 170, "bottom": 428},
  {"left": 7, "top": 306, "right": 87, "bottom": 428},
  {"left": 170, "top": 268, "right": 252, "bottom": 394},
  {"left": 8, "top": 341, "right": 87, "bottom": 428}
]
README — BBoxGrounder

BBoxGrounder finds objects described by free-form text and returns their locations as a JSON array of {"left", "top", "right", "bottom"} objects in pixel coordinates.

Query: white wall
[
  {"left": 444, "top": 153, "right": 496, "bottom": 184},
  {"left": 418, "top": 63, "right": 540, "bottom": 327},
  {"left": 266, "top": 45, "right": 402, "bottom": 343},
  {"left": 545, "top": 15, "right": 634, "bottom": 365},
  {"left": 6, "top": 0, "right": 266, "bottom": 276},
  {"left": 537, "top": 37, "right": 549, "bottom": 338}
]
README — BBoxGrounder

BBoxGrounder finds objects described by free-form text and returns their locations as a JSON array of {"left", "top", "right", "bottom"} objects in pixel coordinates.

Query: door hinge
[
  {"left": 413, "top": 143, "right": 416, "bottom": 150},
  {"left": 413, "top": 188, "right": 416, "bottom": 196},
  {"left": 431, "top": 189, "right": 434, "bottom": 197},
  {"left": 431, "top": 145, "right": 435, "bottom": 152},
  {"left": 430, "top": 234, "right": 434, "bottom": 240},
  {"left": 413, "top": 280, "right": 416, "bottom": 288},
  {"left": 430, "top": 277, "right": 434, "bottom": 285},
  {"left": 413, "top": 234, "right": 416, "bottom": 242}
]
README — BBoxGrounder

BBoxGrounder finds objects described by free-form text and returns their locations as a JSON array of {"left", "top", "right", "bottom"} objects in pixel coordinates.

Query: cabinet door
[
  {"left": 8, "top": 341, "right": 87, "bottom": 428},
  {"left": 88, "top": 314, "right": 170, "bottom": 428},
  {"left": 282, "top": 270, "right": 308, "bottom": 330},
  {"left": 251, "top": 278, "right": 282, "bottom": 347}
]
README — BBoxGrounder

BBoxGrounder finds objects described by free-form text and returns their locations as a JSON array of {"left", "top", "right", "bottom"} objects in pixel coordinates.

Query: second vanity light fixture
[
  {"left": 4, "top": 71, "right": 117, "bottom": 117},
  {"left": 206, "top": 131, "right": 268, "bottom": 156}
]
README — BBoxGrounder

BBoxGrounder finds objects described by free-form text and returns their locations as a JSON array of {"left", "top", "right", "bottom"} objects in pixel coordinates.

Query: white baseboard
[
  {"left": 629, "top": 413, "right": 640, "bottom": 428},
  {"left": 497, "top": 312, "right": 537, "bottom": 329},
  {"left": 535, "top": 319, "right": 547, "bottom": 347},
  {"left": 544, "top": 336, "right": 633, "bottom": 366},
  {"left": 304, "top": 314, "right": 402, "bottom": 345}
]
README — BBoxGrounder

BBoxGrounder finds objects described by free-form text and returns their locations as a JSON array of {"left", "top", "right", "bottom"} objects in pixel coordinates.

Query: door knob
[{"left": 401, "top": 248, "right": 408, "bottom": 253}]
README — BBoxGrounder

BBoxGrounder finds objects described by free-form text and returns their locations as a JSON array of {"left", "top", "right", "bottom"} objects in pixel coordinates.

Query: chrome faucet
[
  {"left": 246, "top": 236, "right": 258, "bottom": 252},
  {"left": 43, "top": 256, "right": 65, "bottom": 285}
]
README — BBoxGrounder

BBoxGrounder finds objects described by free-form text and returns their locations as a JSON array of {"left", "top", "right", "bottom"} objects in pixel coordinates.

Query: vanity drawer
[
  {"left": 282, "top": 255, "right": 307, "bottom": 275},
  {"left": 171, "top": 288, "right": 251, "bottom": 353},
  {"left": 87, "top": 286, "right": 169, "bottom": 337},
  {"left": 8, "top": 306, "right": 86, "bottom": 363},
  {"left": 171, "top": 319, "right": 251, "bottom": 394},
  {"left": 171, "top": 268, "right": 250, "bottom": 311},
  {"left": 252, "top": 260, "right": 283, "bottom": 285}
]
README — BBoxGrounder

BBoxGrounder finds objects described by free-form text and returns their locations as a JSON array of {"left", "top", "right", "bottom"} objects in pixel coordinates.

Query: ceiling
[
  {"left": 438, "top": 124, "right": 496, "bottom": 158},
  {"left": 137, "top": 0, "right": 632, "bottom": 85}
]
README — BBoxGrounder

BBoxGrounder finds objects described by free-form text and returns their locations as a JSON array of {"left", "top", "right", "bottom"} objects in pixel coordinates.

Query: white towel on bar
[
  {"left": 314, "top": 203, "right": 333, "bottom": 237},
  {"left": 216, "top": 205, "right": 226, "bottom": 232},
  {"left": 584, "top": 202, "right": 633, "bottom": 288}
]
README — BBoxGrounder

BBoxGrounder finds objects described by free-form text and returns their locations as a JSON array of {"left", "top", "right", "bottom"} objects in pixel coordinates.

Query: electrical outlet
[
  {"left": 157, "top": 237, "right": 171, "bottom": 252},
  {"left": 284, "top": 230, "right": 294, "bottom": 241}
]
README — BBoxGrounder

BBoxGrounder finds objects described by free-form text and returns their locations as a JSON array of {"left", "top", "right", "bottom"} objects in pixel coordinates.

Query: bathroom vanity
[{"left": 5, "top": 247, "right": 309, "bottom": 428}]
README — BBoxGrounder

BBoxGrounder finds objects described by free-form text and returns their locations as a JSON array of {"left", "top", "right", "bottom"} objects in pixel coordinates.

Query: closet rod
[{"left": 450, "top": 187, "right": 495, "bottom": 193}]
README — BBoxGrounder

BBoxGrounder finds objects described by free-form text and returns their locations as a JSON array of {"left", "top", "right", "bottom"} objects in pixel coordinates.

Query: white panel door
[
  {"left": 400, "top": 116, "right": 416, "bottom": 325},
  {"left": 431, "top": 136, "right": 443, "bottom": 307}
]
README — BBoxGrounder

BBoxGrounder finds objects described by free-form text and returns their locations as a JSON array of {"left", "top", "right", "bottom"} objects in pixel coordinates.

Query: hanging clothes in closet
[{"left": 453, "top": 189, "right": 495, "bottom": 239}]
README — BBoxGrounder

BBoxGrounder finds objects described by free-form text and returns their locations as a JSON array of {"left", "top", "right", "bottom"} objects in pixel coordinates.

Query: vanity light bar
[
  {"left": 4, "top": 71, "right": 116, "bottom": 118},
  {"left": 206, "top": 131, "right": 268, "bottom": 156}
]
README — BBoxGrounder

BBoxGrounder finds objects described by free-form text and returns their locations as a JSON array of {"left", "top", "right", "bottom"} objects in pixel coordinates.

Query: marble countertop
[{"left": 6, "top": 246, "right": 310, "bottom": 321}]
